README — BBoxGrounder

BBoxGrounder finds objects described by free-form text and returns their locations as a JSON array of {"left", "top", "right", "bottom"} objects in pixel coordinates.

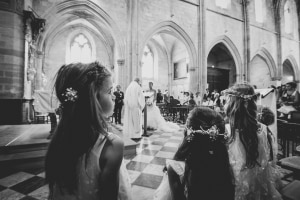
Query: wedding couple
[{"left": 123, "top": 79, "right": 179, "bottom": 140}]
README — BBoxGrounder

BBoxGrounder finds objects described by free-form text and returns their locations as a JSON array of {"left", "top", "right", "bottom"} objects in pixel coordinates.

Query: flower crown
[
  {"left": 86, "top": 64, "right": 106, "bottom": 81},
  {"left": 186, "top": 125, "right": 227, "bottom": 142},
  {"left": 223, "top": 88, "right": 259, "bottom": 101},
  {"left": 62, "top": 87, "right": 78, "bottom": 102}
]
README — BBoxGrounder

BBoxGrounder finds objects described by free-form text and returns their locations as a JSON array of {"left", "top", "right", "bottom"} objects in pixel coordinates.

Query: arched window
[
  {"left": 216, "top": 0, "right": 230, "bottom": 9},
  {"left": 255, "top": 0, "right": 264, "bottom": 23},
  {"left": 142, "top": 46, "right": 154, "bottom": 79},
  {"left": 284, "top": 1, "right": 293, "bottom": 34},
  {"left": 70, "top": 34, "right": 92, "bottom": 63}
]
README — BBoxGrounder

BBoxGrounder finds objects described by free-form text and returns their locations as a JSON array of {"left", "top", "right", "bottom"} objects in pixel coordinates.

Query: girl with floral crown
[
  {"left": 154, "top": 107, "right": 235, "bottom": 200},
  {"left": 45, "top": 62, "right": 132, "bottom": 200},
  {"left": 224, "top": 82, "right": 282, "bottom": 200}
]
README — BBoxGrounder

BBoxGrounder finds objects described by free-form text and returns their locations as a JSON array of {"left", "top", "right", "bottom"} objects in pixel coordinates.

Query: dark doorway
[
  {"left": 207, "top": 43, "right": 236, "bottom": 92},
  {"left": 207, "top": 68, "right": 229, "bottom": 92}
]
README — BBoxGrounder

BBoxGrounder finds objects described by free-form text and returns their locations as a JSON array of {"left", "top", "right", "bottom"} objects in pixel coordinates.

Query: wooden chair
[
  {"left": 290, "top": 111, "right": 300, "bottom": 123},
  {"left": 278, "top": 119, "right": 289, "bottom": 157},
  {"left": 32, "top": 105, "right": 49, "bottom": 124},
  {"left": 278, "top": 120, "right": 300, "bottom": 157}
]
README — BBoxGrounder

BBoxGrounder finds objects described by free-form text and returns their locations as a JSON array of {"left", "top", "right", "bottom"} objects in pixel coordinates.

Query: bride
[{"left": 144, "top": 82, "right": 180, "bottom": 132}]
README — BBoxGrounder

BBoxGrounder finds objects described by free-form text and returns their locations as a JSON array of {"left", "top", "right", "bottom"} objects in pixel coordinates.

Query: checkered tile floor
[{"left": 0, "top": 125, "right": 185, "bottom": 200}]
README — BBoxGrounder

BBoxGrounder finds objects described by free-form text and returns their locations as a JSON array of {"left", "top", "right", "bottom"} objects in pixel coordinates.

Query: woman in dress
[
  {"left": 45, "top": 62, "right": 132, "bottom": 200},
  {"left": 154, "top": 107, "right": 235, "bottom": 200},
  {"left": 145, "top": 82, "right": 180, "bottom": 132},
  {"left": 224, "top": 82, "right": 282, "bottom": 200}
]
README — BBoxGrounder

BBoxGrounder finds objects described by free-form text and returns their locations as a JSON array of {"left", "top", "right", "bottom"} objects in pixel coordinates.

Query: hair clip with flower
[{"left": 62, "top": 87, "right": 78, "bottom": 102}]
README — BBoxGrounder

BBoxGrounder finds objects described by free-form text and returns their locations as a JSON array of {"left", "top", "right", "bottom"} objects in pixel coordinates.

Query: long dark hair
[
  {"left": 45, "top": 62, "right": 111, "bottom": 194},
  {"left": 225, "top": 82, "right": 259, "bottom": 168},
  {"left": 174, "top": 107, "right": 235, "bottom": 200}
]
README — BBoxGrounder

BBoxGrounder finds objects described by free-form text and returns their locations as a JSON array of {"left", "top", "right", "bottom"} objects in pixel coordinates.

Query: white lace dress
[
  {"left": 153, "top": 160, "right": 185, "bottom": 200},
  {"left": 146, "top": 91, "right": 180, "bottom": 132},
  {"left": 227, "top": 123, "right": 282, "bottom": 200}
]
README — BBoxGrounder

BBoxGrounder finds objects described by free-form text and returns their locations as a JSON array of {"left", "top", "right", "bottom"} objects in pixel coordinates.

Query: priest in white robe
[{"left": 123, "top": 78, "right": 145, "bottom": 139}]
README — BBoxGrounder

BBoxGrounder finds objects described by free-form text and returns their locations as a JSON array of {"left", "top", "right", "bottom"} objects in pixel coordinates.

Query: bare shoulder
[
  {"left": 100, "top": 134, "right": 124, "bottom": 169},
  {"left": 106, "top": 133, "right": 124, "bottom": 150}
]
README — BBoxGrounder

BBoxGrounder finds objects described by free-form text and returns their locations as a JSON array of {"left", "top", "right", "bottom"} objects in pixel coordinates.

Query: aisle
[{"left": 0, "top": 125, "right": 184, "bottom": 200}]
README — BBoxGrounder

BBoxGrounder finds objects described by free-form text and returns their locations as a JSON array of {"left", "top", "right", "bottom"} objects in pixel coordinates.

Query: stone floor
[
  {"left": 0, "top": 124, "right": 184, "bottom": 200},
  {"left": 0, "top": 123, "right": 295, "bottom": 200}
]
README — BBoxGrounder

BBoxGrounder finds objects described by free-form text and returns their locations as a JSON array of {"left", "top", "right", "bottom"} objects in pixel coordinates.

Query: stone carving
[
  {"left": 23, "top": 10, "right": 46, "bottom": 81},
  {"left": 15, "top": 0, "right": 24, "bottom": 14}
]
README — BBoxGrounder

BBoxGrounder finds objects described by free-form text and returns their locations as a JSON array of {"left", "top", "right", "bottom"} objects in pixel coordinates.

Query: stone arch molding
[
  {"left": 251, "top": 47, "right": 277, "bottom": 79},
  {"left": 139, "top": 21, "right": 198, "bottom": 73},
  {"left": 207, "top": 35, "right": 243, "bottom": 79},
  {"left": 283, "top": 55, "right": 300, "bottom": 82},
  {"left": 37, "top": 0, "right": 125, "bottom": 59}
]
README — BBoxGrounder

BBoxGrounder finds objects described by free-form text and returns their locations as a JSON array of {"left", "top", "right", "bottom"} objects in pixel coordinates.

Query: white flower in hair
[{"left": 62, "top": 87, "right": 78, "bottom": 102}]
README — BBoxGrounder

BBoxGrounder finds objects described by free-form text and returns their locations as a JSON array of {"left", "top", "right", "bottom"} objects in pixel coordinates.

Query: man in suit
[{"left": 113, "top": 85, "right": 124, "bottom": 124}]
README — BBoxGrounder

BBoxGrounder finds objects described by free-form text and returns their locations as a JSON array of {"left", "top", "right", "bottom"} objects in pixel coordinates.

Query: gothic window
[
  {"left": 142, "top": 46, "right": 154, "bottom": 79},
  {"left": 70, "top": 34, "right": 92, "bottom": 63},
  {"left": 255, "top": 0, "right": 264, "bottom": 23},
  {"left": 216, "top": 0, "right": 230, "bottom": 9},
  {"left": 284, "top": 1, "right": 293, "bottom": 34}
]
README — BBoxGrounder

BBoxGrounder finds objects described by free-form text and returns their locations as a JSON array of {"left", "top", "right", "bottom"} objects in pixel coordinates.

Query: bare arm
[
  {"left": 99, "top": 136, "right": 124, "bottom": 200},
  {"left": 167, "top": 165, "right": 186, "bottom": 200}
]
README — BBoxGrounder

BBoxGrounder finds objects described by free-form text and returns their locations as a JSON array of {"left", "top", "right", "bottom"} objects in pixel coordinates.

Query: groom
[{"left": 123, "top": 78, "right": 145, "bottom": 139}]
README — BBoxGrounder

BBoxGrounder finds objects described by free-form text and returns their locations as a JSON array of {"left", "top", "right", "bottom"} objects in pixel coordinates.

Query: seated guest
[
  {"left": 154, "top": 107, "right": 235, "bottom": 200},
  {"left": 188, "top": 93, "right": 196, "bottom": 107},
  {"left": 169, "top": 96, "right": 181, "bottom": 106},
  {"left": 203, "top": 88, "right": 211, "bottom": 102},
  {"left": 182, "top": 92, "right": 190, "bottom": 105},
  {"left": 163, "top": 90, "right": 169, "bottom": 104},
  {"left": 202, "top": 96, "right": 214, "bottom": 107},
  {"left": 156, "top": 89, "right": 164, "bottom": 103},
  {"left": 211, "top": 89, "right": 219, "bottom": 101},
  {"left": 213, "top": 93, "right": 221, "bottom": 112},
  {"left": 195, "top": 92, "right": 202, "bottom": 106},
  {"left": 278, "top": 82, "right": 300, "bottom": 118}
]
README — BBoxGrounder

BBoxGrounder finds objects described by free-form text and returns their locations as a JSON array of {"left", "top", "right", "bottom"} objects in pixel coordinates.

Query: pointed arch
[
  {"left": 279, "top": 0, "right": 299, "bottom": 38},
  {"left": 37, "top": 0, "right": 125, "bottom": 60},
  {"left": 251, "top": 47, "right": 277, "bottom": 79},
  {"left": 283, "top": 55, "right": 300, "bottom": 82},
  {"left": 207, "top": 35, "right": 242, "bottom": 79},
  {"left": 139, "top": 21, "right": 197, "bottom": 73}
]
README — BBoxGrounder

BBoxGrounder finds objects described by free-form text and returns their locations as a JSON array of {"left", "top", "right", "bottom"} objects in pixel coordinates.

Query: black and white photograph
[{"left": 0, "top": 0, "right": 300, "bottom": 199}]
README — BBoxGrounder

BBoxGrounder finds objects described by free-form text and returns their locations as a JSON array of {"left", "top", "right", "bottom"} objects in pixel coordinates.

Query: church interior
[{"left": 1, "top": 0, "right": 300, "bottom": 199}]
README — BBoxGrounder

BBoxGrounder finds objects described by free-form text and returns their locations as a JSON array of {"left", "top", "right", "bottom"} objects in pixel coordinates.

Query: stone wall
[{"left": 1, "top": 0, "right": 300, "bottom": 124}]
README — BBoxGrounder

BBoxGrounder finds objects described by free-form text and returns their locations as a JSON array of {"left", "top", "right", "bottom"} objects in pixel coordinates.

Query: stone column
[
  {"left": 242, "top": 0, "right": 250, "bottom": 82},
  {"left": 198, "top": 0, "right": 206, "bottom": 97},
  {"left": 126, "top": 0, "right": 139, "bottom": 86},
  {"left": 168, "top": 55, "right": 173, "bottom": 95},
  {"left": 0, "top": 0, "right": 26, "bottom": 124},
  {"left": 117, "top": 59, "right": 125, "bottom": 87},
  {"left": 275, "top": 2, "right": 282, "bottom": 83}
]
